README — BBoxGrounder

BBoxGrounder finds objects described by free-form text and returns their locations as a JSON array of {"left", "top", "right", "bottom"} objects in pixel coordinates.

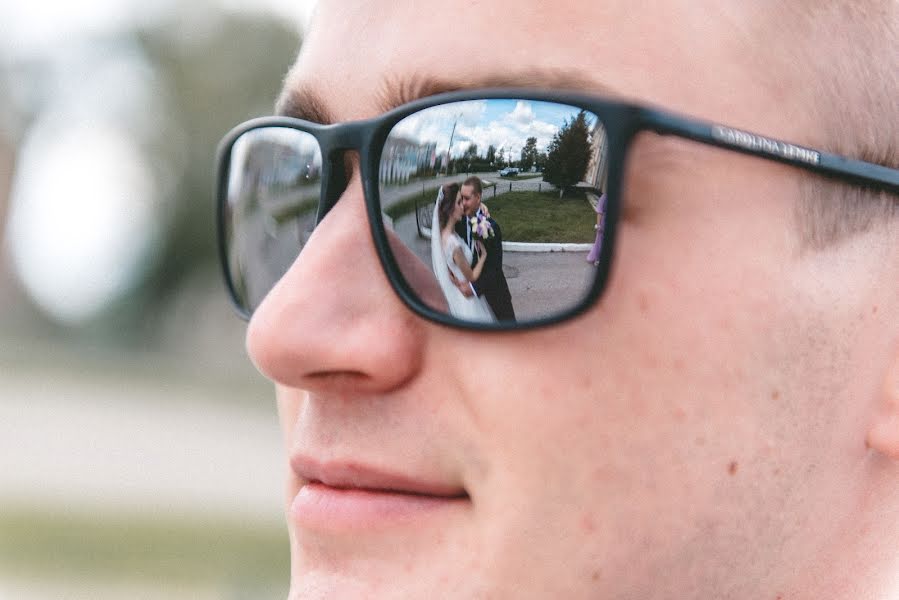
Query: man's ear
[{"left": 866, "top": 351, "right": 899, "bottom": 460}]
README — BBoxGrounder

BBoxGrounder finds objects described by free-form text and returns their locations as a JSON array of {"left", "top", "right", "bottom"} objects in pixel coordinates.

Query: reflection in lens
[
  {"left": 379, "top": 99, "right": 610, "bottom": 325},
  {"left": 223, "top": 127, "right": 322, "bottom": 313}
]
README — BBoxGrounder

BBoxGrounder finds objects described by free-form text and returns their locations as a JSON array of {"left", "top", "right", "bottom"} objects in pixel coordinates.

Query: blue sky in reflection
[{"left": 391, "top": 99, "right": 595, "bottom": 160}]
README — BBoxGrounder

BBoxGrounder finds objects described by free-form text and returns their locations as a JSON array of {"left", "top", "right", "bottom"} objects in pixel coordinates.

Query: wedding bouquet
[{"left": 469, "top": 213, "right": 494, "bottom": 240}]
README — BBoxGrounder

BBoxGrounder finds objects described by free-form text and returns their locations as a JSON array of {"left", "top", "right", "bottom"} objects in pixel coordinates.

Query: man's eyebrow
[
  {"left": 375, "top": 70, "right": 617, "bottom": 113},
  {"left": 275, "top": 85, "right": 334, "bottom": 124},
  {"left": 275, "top": 69, "right": 618, "bottom": 123}
]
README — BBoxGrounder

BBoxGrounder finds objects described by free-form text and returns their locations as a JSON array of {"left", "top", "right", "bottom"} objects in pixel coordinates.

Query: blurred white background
[{"left": 1, "top": 1, "right": 315, "bottom": 597}]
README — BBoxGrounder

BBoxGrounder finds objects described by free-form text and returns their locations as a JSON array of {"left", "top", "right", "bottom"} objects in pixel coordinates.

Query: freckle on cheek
[
  {"left": 579, "top": 374, "right": 592, "bottom": 391},
  {"left": 580, "top": 513, "right": 596, "bottom": 534},
  {"left": 535, "top": 382, "right": 552, "bottom": 399},
  {"left": 592, "top": 466, "right": 611, "bottom": 482},
  {"left": 638, "top": 292, "right": 650, "bottom": 314},
  {"left": 728, "top": 460, "right": 739, "bottom": 476},
  {"left": 771, "top": 389, "right": 780, "bottom": 400}
]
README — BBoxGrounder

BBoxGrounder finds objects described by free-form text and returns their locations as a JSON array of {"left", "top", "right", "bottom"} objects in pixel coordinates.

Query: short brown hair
[
  {"left": 773, "top": 2, "right": 898, "bottom": 249},
  {"left": 462, "top": 176, "right": 482, "bottom": 196}
]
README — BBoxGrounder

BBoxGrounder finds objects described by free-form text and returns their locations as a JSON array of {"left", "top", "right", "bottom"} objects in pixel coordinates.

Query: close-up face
[
  {"left": 460, "top": 183, "right": 480, "bottom": 216},
  {"left": 243, "top": 1, "right": 897, "bottom": 598}
]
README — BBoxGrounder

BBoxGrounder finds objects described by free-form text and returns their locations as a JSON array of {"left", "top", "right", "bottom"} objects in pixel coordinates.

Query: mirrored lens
[
  {"left": 222, "top": 127, "right": 322, "bottom": 313},
  {"left": 379, "top": 99, "right": 609, "bottom": 325}
]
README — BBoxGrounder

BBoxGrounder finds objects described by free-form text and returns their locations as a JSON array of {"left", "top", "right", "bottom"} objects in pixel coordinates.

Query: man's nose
[{"left": 245, "top": 176, "right": 428, "bottom": 395}]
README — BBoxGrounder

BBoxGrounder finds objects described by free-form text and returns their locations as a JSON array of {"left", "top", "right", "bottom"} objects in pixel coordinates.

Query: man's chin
[
  {"left": 288, "top": 574, "right": 368, "bottom": 600},
  {"left": 288, "top": 566, "right": 480, "bottom": 599}
]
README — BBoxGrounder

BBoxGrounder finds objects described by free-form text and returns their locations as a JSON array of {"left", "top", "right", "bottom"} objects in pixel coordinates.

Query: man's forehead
[
  {"left": 280, "top": 1, "right": 797, "bottom": 137},
  {"left": 282, "top": 1, "right": 653, "bottom": 122}
]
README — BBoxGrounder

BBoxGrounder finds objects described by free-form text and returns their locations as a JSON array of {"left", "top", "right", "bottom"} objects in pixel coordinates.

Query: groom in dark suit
[{"left": 455, "top": 176, "right": 516, "bottom": 321}]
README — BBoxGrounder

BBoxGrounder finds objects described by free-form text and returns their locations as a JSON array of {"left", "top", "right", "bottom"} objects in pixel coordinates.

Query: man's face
[
  {"left": 246, "top": 1, "right": 889, "bottom": 598},
  {"left": 460, "top": 184, "right": 480, "bottom": 216}
]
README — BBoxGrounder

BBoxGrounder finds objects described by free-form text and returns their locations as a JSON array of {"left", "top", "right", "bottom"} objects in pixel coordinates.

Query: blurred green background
[{"left": 1, "top": 1, "right": 314, "bottom": 597}]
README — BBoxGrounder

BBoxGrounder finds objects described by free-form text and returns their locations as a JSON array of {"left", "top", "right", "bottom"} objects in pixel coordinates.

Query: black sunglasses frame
[{"left": 216, "top": 88, "right": 899, "bottom": 330}]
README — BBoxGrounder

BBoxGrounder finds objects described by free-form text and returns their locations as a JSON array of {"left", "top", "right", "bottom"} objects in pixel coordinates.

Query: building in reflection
[
  {"left": 380, "top": 135, "right": 438, "bottom": 185},
  {"left": 245, "top": 137, "right": 321, "bottom": 189},
  {"left": 583, "top": 120, "right": 609, "bottom": 192}
]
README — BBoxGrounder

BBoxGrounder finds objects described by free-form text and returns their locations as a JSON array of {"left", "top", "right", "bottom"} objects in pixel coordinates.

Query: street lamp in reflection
[{"left": 444, "top": 113, "right": 462, "bottom": 175}]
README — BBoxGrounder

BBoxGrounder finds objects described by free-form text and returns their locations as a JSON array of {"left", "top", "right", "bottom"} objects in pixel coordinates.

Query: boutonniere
[{"left": 469, "top": 213, "right": 494, "bottom": 240}]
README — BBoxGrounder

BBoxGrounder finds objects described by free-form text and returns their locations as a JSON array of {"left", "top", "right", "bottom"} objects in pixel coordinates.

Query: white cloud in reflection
[
  {"left": 8, "top": 120, "right": 160, "bottom": 325},
  {"left": 391, "top": 99, "right": 596, "bottom": 166},
  {"left": 390, "top": 99, "right": 572, "bottom": 161},
  {"left": 390, "top": 100, "right": 488, "bottom": 151},
  {"left": 508, "top": 100, "right": 536, "bottom": 125}
]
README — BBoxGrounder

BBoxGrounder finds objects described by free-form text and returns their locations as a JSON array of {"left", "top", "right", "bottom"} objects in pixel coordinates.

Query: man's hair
[
  {"left": 462, "top": 176, "right": 482, "bottom": 197},
  {"left": 438, "top": 183, "right": 460, "bottom": 229},
  {"left": 770, "top": 1, "right": 898, "bottom": 249}
]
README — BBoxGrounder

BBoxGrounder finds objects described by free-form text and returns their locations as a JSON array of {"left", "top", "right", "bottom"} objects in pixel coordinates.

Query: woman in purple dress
[{"left": 586, "top": 192, "right": 607, "bottom": 266}]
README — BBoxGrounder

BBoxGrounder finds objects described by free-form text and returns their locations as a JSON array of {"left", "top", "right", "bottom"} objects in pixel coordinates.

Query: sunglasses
[{"left": 215, "top": 89, "right": 898, "bottom": 330}]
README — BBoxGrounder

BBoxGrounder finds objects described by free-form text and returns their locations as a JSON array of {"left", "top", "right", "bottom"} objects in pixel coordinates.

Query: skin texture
[
  {"left": 461, "top": 183, "right": 481, "bottom": 218},
  {"left": 245, "top": 1, "right": 899, "bottom": 598}
]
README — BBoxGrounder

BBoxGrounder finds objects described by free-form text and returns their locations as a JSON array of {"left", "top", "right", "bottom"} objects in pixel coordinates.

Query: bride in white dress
[{"left": 430, "top": 185, "right": 495, "bottom": 322}]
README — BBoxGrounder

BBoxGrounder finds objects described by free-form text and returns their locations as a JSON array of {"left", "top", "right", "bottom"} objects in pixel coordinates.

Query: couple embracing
[{"left": 431, "top": 176, "right": 515, "bottom": 323}]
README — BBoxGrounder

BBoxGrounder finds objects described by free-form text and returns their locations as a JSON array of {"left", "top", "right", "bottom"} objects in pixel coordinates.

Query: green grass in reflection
[{"left": 484, "top": 190, "right": 596, "bottom": 243}]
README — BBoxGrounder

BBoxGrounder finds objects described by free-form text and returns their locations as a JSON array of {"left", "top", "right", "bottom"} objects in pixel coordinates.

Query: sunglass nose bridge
[{"left": 315, "top": 148, "right": 351, "bottom": 224}]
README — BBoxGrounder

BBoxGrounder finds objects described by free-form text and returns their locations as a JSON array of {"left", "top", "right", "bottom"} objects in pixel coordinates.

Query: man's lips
[
  {"left": 288, "top": 455, "right": 469, "bottom": 531},
  {"left": 290, "top": 455, "right": 468, "bottom": 497}
]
